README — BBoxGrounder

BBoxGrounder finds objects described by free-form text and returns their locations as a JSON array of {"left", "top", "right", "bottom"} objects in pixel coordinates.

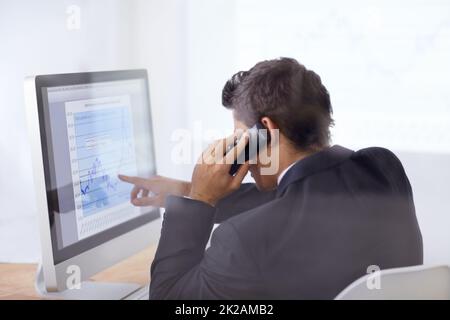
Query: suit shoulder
[
  {"left": 354, "top": 147, "right": 404, "bottom": 169},
  {"left": 352, "top": 146, "right": 411, "bottom": 193},
  {"left": 355, "top": 146, "right": 398, "bottom": 158}
]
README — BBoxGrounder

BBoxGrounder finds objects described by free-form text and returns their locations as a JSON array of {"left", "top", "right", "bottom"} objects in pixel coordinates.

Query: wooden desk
[{"left": 0, "top": 246, "right": 156, "bottom": 300}]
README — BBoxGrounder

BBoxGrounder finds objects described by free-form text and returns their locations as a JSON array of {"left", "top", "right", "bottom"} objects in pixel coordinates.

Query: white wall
[
  {"left": 0, "top": 0, "right": 188, "bottom": 262},
  {"left": 132, "top": 0, "right": 189, "bottom": 178}
]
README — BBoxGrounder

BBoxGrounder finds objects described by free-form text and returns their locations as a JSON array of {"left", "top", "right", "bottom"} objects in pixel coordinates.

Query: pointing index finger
[{"left": 118, "top": 174, "right": 149, "bottom": 189}]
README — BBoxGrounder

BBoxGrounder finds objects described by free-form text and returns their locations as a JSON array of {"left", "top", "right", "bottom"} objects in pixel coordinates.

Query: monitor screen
[{"left": 36, "top": 70, "right": 159, "bottom": 264}]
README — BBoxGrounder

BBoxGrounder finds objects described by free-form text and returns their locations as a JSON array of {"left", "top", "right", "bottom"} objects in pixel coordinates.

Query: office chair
[{"left": 335, "top": 265, "right": 450, "bottom": 300}]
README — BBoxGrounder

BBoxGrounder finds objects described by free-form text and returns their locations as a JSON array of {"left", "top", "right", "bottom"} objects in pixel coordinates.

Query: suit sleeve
[
  {"left": 214, "top": 183, "right": 276, "bottom": 223},
  {"left": 150, "top": 195, "right": 263, "bottom": 299}
]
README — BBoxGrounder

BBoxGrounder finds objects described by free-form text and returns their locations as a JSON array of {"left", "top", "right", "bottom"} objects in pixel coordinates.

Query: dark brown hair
[{"left": 222, "top": 57, "right": 334, "bottom": 151}]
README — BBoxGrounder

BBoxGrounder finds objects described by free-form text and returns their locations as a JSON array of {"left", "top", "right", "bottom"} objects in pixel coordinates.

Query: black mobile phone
[{"left": 228, "top": 122, "right": 271, "bottom": 176}]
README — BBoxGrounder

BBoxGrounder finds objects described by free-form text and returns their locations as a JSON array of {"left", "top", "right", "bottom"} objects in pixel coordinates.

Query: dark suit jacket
[{"left": 150, "top": 145, "right": 423, "bottom": 299}]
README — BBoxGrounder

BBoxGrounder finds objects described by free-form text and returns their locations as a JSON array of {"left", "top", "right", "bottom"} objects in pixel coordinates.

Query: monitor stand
[{"left": 35, "top": 264, "right": 143, "bottom": 300}]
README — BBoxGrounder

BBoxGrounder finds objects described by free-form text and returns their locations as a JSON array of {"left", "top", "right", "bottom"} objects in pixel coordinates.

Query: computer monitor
[{"left": 24, "top": 70, "right": 161, "bottom": 299}]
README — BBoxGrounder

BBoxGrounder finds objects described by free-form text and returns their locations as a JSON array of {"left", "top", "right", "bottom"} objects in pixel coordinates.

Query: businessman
[{"left": 119, "top": 57, "right": 423, "bottom": 299}]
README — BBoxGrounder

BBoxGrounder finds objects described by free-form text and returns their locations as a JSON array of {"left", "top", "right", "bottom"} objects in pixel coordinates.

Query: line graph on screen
[{"left": 67, "top": 101, "right": 137, "bottom": 218}]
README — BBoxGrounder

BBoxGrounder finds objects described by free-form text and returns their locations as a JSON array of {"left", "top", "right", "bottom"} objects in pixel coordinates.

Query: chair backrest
[{"left": 335, "top": 265, "right": 450, "bottom": 300}]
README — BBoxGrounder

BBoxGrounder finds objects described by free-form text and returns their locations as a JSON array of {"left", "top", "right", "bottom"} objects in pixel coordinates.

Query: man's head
[{"left": 222, "top": 57, "right": 334, "bottom": 190}]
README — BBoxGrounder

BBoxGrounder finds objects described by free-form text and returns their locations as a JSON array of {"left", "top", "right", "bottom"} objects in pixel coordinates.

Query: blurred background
[{"left": 0, "top": 0, "right": 449, "bottom": 264}]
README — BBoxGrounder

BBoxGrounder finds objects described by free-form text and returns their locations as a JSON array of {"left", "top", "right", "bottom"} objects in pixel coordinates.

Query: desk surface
[{"left": 0, "top": 245, "right": 156, "bottom": 300}]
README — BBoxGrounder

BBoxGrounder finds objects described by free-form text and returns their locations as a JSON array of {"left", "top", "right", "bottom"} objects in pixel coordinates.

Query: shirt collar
[{"left": 277, "top": 161, "right": 298, "bottom": 185}]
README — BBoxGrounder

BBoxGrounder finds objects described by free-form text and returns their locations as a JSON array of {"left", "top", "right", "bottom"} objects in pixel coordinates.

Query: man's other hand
[{"left": 118, "top": 175, "right": 191, "bottom": 207}]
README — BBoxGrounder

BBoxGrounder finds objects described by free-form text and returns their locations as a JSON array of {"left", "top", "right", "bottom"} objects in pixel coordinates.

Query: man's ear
[
  {"left": 260, "top": 116, "right": 279, "bottom": 131},
  {"left": 261, "top": 117, "right": 280, "bottom": 131},
  {"left": 260, "top": 116, "right": 279, "bottom": 145}
]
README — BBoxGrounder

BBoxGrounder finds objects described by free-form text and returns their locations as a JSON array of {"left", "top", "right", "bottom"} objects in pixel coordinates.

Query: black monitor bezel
[{"left": 35, "top": 69, "right": 159, "bottom": 265}]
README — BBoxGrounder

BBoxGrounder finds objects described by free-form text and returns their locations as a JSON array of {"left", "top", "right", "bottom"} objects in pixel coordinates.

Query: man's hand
[
  {"left": 189, "top": 132, "right": 250, "bottom": 207},
  {"left": 118, "top": 175, "right": 191, "bottom": 207}
]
